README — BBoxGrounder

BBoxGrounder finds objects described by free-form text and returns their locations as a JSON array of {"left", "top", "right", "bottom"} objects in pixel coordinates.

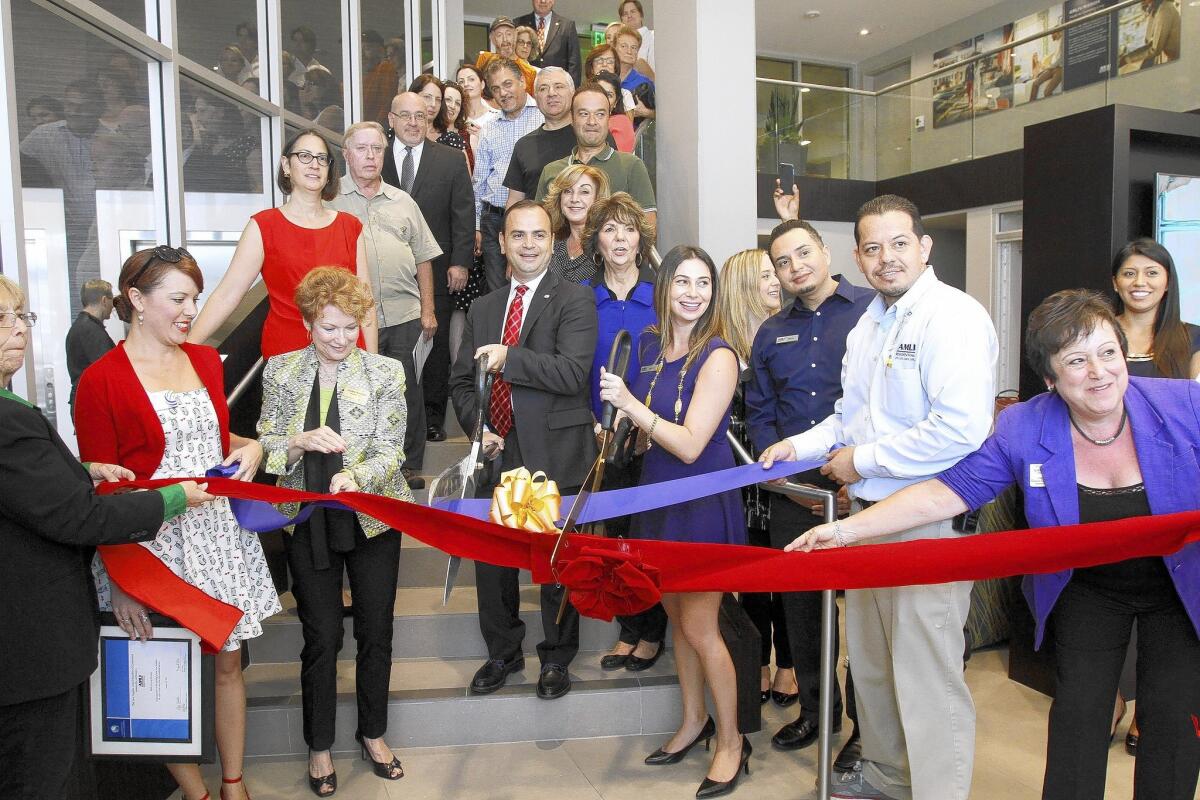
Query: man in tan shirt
[{"left": 333, "top": 121, "right": 442, "bottom": 489}]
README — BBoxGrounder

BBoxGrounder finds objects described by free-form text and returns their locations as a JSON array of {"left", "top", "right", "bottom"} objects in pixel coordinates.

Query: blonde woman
[
  {"left": 514, "top": 25, "right": 543, "bottom": 65},
  {"left": 717, "top": 249, "right": 797, "bottom": 705},
  {"left": 545, "top": 163, "right": 611, "bottom": 284},
  {"left": 257, "top": 268, "right": 412, "bottom": 796}
]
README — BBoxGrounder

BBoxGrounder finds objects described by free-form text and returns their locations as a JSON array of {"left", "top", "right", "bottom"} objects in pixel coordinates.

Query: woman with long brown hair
[{"left": 599, "top": 245, "right": 750, "bottom": 797}]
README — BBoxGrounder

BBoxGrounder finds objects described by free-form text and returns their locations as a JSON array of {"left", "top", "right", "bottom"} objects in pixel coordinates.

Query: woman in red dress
[{"left": 188, "top": 128, "right": 376, "bottom": 357}]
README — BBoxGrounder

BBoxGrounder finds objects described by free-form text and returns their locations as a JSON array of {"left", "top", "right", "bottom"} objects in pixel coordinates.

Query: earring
[{"left": 137, "top": 312, "right": 144, "bottom": 325}]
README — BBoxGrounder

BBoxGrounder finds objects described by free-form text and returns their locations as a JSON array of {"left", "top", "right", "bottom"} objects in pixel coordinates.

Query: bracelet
[
  {"left": 832, "top": 519, "right": 854, "bottom": 549},
  {"left": 647, "top": 414, "right": 660, "bottom": 438}
]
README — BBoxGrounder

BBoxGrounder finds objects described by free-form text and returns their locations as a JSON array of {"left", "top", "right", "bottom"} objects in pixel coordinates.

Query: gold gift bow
[{"left": 489, "top": 468, "right": 562, "bottom": 532}]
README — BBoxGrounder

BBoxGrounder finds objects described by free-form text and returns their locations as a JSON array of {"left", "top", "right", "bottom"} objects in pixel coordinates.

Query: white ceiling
[{"left": 465, "top": 0, "right": 1005, "bottom": 65}]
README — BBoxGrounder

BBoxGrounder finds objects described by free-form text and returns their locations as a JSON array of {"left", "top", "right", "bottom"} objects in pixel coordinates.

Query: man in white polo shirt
[{"left": 762, "top": 194, "right": 998, "bottom": 800}]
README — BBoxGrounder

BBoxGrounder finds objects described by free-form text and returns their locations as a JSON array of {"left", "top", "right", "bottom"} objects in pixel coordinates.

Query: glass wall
[{"left": 0, "top": 0, "right": 435, "bottom": 446}]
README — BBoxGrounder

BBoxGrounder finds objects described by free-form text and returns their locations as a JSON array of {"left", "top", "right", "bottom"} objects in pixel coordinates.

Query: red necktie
[{"left": 488, "top": 284, "right": 527, "bottom": 439}]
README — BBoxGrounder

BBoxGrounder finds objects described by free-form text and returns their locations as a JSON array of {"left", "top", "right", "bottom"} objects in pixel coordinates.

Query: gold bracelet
[{"left": 648, "top": 414, "right": 660, "bottom": 438}]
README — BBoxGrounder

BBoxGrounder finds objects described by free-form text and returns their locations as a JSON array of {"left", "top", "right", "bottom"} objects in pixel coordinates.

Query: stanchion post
[{"left": 723, "top": 433, "right": 838, "bottom": 798}]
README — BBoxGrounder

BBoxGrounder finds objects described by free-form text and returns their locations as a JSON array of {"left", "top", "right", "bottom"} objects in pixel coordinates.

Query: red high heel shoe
[{"left": 220, "top": 775, "right": 251, "bottom": 800}]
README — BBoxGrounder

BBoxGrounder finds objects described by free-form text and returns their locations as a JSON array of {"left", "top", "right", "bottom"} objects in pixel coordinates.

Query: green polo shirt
[
  {"left": 534, "top": 145, "right": 657, "bottom": 211},
  {"left": 0, "top": 387, "right": 186, "bottom": 520}
]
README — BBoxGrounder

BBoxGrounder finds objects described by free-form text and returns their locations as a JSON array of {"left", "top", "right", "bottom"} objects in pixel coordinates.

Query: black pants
[
  {"left": 0, "top": 682, "right": 92, "bottom": 800},
  {"left": 770, "top": 490, "right": 857, "bottom": 725},
  {"left": 378, "top": 319, "right": 426, "bottom": 471},
  {"left": 1042, "top": 571, "right": 1200, "bottom": 799},
  {"left": 602, "top": 456, "right": 669, "bottom": 646},
  {"left": 740, "top": 524, "right": 794, "bottom": 669},
  {"left": 474, "top": 431, "right": 580, "bottom": 666},
  {"left": 479, "top": 205, "right": 507, "bottom": 292},
  {"left": 286, "top": 522, "right": 402, "bottom": 751},
  {"left": 423, "top": 292, "right": 455, "bottom": 428}
]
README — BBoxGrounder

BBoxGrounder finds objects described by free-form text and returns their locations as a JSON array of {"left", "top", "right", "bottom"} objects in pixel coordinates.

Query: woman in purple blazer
[{"left": 786, "top": 289, "right": 1200, "bottom": 800}]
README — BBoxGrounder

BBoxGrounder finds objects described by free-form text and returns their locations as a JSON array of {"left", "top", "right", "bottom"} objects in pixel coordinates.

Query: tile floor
[{"left": 179, "top": 648, "right": 1144, "bottom": 799}]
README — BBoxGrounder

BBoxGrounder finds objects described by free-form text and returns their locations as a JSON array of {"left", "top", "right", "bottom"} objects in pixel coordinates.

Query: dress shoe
[
  {"left": 695, "top": 736, "right": 751, "bottom": 798},
  {"left": 536, "top": 663, "right": 572, "bottom": 699},
  {"left": 401, "top": 468, "right": 425, "bottom": 490},
  {"left": 771, "top": 690, "right": 799, "bottom": 707},
  {"left": 426, "top": 425, "right": 447, "bottom": 442},
  {"left": 625, "top": 642, "right": 664, "bottom": 672},
  {"left": 1124, "top": 731, "right": 1138, "bottom": 756},
  {"left": 830, "top": 769, "right": 898, "bottom": 799},
  {"left": 645, "top": 716, "right": 716, "bottom": 765},
  {"left": 355, "top": 732, "right": 404, "bottom": 780},
  {"left": 600, "top": 652, "right": 630, "bottom": 670},
  {"left": 760, "top": 690, "right": 771, "bottom": 705},
  {"left": 834, "top": 728, "right": 862, "bottom": 773},
  {"left": 469, "top": 657, "right": 524, "bottom": 694},
  {"left": 772, "top": 717, "right": 840, "bottom": 751}
]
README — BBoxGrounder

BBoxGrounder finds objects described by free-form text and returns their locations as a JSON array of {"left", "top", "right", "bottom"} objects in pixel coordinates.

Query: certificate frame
[{"left": 88, "top": 613, "right": 216, "bottom": 763}]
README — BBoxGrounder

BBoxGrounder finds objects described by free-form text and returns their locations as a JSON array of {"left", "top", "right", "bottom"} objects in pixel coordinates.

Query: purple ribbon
[
  {"left": 205, "top": 464, "right": 352, "bottom": 533},
  {"left": 435, "top": 459, "right": 826, "bottom": 523}
]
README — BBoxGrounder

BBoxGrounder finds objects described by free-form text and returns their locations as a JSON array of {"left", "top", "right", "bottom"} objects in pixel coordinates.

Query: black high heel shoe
[
  {"left": 307, "top": 752, "right": 336, "bottom": 797},
  {"left": 771, "top": 690, "right": 799, "bottom": 707},
  {"left": 695, "top": 736, "right": 752, "bottom": 798},
  {"left": 355, "top": 733, "right": 404, "bottom": 780},
  {"left": 645, "top": 716, "right": 716, "bottom": 765}
]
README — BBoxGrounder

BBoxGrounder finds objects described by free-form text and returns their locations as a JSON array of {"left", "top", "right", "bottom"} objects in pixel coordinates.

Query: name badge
[
  {"left": 1029, "top": 464, "right": 1045, "bottom": 488},
  {"left": 640, "top": 364, "right": 658, "bottom": 373},
  {"left": 775, "top": 334, "right": 799, "bottom": 344},
  {"left": 343, "top": 387, "right": 369, "bottom": 405}
]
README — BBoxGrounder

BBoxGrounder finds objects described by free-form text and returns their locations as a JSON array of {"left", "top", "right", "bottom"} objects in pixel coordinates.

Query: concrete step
[
  {"left": 243, "top": 650, "right": 681, "bottom": 755},
  {"left": 250, "top": 586, "right": 630, "bottom": 665}
]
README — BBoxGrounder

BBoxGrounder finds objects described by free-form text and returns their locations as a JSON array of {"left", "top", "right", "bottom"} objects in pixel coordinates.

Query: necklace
[
  {"left": 643, "top": 351, "right": 689, "bottom": 429},
  {"left": 1069, "top": 406, "right": 1127, "bottom": 447}
]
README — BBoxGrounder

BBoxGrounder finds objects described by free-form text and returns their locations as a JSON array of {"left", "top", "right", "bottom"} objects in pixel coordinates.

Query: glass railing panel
[
  {"left": 757, "top": 85, "right": 873, "bottom": 181},
  {"left": 879, "top": 78, "right": 974, "bottom": 178}
]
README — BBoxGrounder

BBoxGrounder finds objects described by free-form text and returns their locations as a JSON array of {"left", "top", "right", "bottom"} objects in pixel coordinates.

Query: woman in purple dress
[{"left": 598, "top": 245, "right": 749, "bottom": 798}]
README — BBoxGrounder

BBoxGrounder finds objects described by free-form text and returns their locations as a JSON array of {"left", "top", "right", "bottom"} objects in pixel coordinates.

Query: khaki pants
[{"left": 847, "top": 515, "right": 975, "bottom": 800}]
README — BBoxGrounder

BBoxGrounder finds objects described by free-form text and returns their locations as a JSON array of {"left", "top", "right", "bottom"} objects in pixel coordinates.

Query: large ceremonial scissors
[{"left": 550, "top": 329, "right": 633, "bottom": 622}]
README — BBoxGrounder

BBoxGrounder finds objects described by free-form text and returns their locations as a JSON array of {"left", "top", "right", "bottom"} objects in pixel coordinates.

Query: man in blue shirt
[{"left": 746, "top": 219, "right": 873, "bottom": 765}]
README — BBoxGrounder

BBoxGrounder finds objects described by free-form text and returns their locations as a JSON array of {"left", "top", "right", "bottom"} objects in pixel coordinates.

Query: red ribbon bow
[{"left": 557, "top": 547, "right": 662, "bottom": 621}]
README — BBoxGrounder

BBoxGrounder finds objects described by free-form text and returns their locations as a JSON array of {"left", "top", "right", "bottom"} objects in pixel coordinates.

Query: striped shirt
[{"left": 472, "top": 99, "right": 544, "bottom": 226}]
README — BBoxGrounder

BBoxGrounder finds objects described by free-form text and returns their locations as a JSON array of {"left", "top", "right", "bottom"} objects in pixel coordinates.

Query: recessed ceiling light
[
  {"left": 859, "top": 28, "right": 871, "bottom": 36},
  {"left": 804, "top": 10, "right": 821, "bottom": 19},
  {"left": 800, "top": 139, "right": 812, "bottom": 146}
]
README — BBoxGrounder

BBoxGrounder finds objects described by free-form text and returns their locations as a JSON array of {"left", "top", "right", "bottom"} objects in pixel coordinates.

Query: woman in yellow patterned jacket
[{"left": 257, "top": 267, "right": 412, "bottom": 797}]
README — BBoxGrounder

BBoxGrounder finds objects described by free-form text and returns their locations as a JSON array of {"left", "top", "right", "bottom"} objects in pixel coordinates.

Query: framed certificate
[{"left": 88, "top": 613, "right": 215, "bottom": 762}]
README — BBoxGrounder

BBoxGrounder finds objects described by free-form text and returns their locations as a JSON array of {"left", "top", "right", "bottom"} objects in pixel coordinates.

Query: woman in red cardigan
[{"left": 75, "top": 247, "right": 281, "bottom": 800}]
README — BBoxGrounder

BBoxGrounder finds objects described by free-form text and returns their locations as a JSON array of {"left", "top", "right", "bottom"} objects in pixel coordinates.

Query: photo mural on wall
[{"left": 932, "top": 0, "right": 1181, "bottom": 128}]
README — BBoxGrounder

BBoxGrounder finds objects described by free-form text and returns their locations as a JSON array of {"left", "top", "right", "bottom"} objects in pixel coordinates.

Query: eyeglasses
[
  {"left": 127, "top": 244, "right": 194, "bottom": 290},
  {"left": 389, "top": 111, "right": 428, "bottom": 122},
  {"left": 289, "top": 150, "right": 333, "bottom": 166},
  {"left": 0, "top": 311, "right": 36, "bottom": 328}
]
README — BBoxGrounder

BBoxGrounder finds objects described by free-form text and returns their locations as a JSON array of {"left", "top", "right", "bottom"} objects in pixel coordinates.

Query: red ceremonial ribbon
[{"left": 99, "top": 477, "right": 1200, "bottom": 650}]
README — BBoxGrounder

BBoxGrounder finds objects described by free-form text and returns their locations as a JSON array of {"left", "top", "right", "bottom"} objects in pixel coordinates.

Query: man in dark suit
[
  {"left": 65, "top": 278, "right": 114, "bottom": 409},
  {"left": 514, "top": 0, "right": 582, "bottom": 86},
  {"left": 449, "top": 200, "right": 597, "bottom": 700},
  {"left": 383, "top": 92, "right": 475, "bottom": 443}
]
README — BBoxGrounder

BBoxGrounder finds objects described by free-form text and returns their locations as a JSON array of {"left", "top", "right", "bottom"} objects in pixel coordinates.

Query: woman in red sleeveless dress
[{"left": 189, "top": 129, "right": 376, "bottom": 358}]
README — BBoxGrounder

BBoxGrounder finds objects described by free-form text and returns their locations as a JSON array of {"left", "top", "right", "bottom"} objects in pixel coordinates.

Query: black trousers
[
  {"left": 479, "top": 205, "right": 508, "bottom": 293},
  {"left": 770, "top": 490, "right": 857, "bottom": 725},
  {"left": 378, "top": 319, "right": 426, "bottom": 471},
  {"left": 0, "top": 683, "right": 92, "bottom": 800},
  {"left": 423, "top": 292, "right": 455, "bottom": 428},
  {"left": 474, "top": 431, "right": 580, "bottom": 666},
  {"left": 739, "top": 522, "right": 793, "bottom": 669},
  {"left": 286, "top": 522, "right": 402, "bottom": 751},
  {"left": 1042, "top": 572, "right": 1200, "bottom": 800}
]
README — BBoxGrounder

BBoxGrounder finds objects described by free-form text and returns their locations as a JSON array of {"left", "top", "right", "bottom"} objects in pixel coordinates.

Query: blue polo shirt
[
  {"left": 589, "top": 269, "right": 658, "bottom": 419},
  {"left": 745, "top": 275, "right": 874, "bottom": 453}
]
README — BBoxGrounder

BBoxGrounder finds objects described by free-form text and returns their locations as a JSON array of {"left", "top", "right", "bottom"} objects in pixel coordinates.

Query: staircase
[{"left": 241, "top": 418, "right": 682, "bottom": 757}]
